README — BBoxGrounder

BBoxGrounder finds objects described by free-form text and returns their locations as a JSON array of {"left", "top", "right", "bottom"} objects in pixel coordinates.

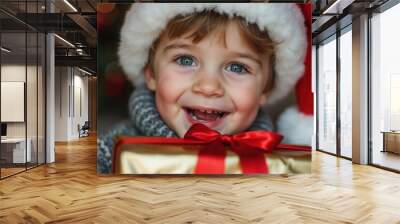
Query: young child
[{"left": 98, "top": 3, "right": 307, "bottom": 173}]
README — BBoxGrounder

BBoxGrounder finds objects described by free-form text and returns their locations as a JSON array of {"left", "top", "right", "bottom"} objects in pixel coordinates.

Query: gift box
[{"left": 112, "top": 124, "right": 311, "bottom": 174}]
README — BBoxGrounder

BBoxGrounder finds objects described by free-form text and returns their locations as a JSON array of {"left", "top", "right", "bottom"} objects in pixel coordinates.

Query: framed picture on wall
[{"left": 1, "top": 81, "right": 25, "bottom": 122}]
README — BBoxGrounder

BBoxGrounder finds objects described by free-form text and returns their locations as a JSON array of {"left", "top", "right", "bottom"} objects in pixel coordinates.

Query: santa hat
[
  {"left": 276, "top": 4, "right": 313, "bottom": 146},
  {"left": 118, "top": 3, "right": 313, "bottom": 145}
]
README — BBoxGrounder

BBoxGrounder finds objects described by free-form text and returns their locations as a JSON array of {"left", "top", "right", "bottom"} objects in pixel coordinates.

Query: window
[
  {"left": 0, "top": 1, "right": 47, "bottom": 179},
  {"left": 317, "top": 35, "right": 337, "bottom": 154},
  {"left": 339, "top": 27, "right": 352, "bottom": 158},
  {"left": 370, "top": 2, "right": 400, "bottom": 171}
]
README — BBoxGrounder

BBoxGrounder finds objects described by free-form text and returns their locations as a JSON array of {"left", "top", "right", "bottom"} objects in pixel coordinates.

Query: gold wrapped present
[
  {"left": 112, "top": 124, "right": 311, "bottom": 174},
  {"left": 112, "top": 140, "right": 311, "bottom": 175}
]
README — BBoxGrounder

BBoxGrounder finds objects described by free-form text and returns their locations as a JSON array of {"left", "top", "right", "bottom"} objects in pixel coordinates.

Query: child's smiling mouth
[{"left": 183, "top": 106, "right": 230, "bottom": 127}]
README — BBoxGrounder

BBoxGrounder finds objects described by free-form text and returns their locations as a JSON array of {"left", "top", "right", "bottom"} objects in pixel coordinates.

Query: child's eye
[
  {"left": 175, "top": 55, "right": 196, "bottom": 67},
  {"left": 225, "top": 63, "right": 250, "bottom": 75}
]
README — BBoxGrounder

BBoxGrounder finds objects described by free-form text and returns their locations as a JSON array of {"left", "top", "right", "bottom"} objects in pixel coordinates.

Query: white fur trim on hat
[
  {"left": 119, "top": 3, "right": 306, "bottom": 104},
  {"left": 277, "top": 106, "right": 313, "bottom": 145}
]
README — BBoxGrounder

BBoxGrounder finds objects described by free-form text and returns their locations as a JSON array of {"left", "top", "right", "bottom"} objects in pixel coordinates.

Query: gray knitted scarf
[
  {"left": 128, "top": 86, "right": 274, "bottom": 137},
  {"left": 97, "top": 86, "right": 274, "bottom": 173}
]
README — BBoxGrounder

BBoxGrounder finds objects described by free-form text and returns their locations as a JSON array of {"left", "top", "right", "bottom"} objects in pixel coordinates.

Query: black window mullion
[
  {"left": 367, "top": 10, "right": 373, "bottom": 165},
  {"left": 44, "top": 31, "right": 47, "bottom": 164},
  {"left": 73, "top": 68, "right": 75, "bottom": 118},
  {"left": 315, "top": 44, "right": 319, "bottom": 150},
  {"left": 25, "top": 0, "right": 28, "bottom": 171},
  {"left": 336, "top": 22, "right": 341, "bottom": 157},
  {"left": 36, "top": 0, "right": 39, "bottom": 168}
]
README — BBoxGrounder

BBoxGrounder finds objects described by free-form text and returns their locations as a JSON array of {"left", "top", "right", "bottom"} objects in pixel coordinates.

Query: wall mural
[{"left": 97, "top": 3, "right": 313, "bottom": 175}]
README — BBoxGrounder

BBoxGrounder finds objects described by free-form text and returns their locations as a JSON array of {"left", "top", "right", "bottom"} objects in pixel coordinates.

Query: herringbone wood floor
[{"left": 1, "top": 134, "right": 400, "bottom": 224}]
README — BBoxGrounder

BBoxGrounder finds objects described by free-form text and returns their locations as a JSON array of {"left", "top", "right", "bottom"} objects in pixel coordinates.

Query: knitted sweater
[{"left": 97, "top": 87, "right": 274, "bottom": 173}]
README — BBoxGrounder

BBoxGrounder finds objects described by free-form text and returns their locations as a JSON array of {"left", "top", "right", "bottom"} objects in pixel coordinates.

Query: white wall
[
  {"left": 1, "top": 65, "right": 26, "bottom": 142},
  {"left": 54, "top": 67, "right": 89, "bottom": 141},
  {"left": 1, "top": 65, "right": 38, "bottom": 138},
  {"left": 55, "top": 67, "right": 69, "bottom": 141},
  {"left": 1, "top": 63, "right": 46, "bottom": 164},
  {"left": 1, "top": 66, "right": 25, "bottom": 127}
]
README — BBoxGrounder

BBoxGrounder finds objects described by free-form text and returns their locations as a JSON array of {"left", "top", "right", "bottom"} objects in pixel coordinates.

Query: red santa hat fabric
[{"left": 277, "top": 4, "right": 314, "bottom": 146}]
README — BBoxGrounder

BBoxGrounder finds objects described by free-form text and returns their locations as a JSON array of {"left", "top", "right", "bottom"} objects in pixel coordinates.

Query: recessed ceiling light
[
  {"left": 1, "top": 47, "right": 11, "bottom": 53},
  {"left": 63, "top": 0, "right": 78, "bottom": 12},
  {"left": 322, "top": 0, "right": 355, "bottom": 15},
  {"left": 78, "top": 67, "right": 92, "bottom": 76},
  {"left": 54, "top": 34, "right": 75, "bottom": 48}
]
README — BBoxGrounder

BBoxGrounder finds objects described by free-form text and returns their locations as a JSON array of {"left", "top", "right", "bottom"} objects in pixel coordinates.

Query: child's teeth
[
  {"left": 198, "top": 109, "right": 217, "bottom": 114},
  {"left": 186, "top": 107, "right": 227, "bottom": 122}
]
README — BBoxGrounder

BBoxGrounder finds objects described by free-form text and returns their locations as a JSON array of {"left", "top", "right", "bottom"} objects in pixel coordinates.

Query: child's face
[{"left": 145, "top": 21, "right": 272, "bottom": 137}]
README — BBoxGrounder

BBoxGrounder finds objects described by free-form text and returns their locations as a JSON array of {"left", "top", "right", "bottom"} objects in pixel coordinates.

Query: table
[
  {"left": 1, "top": 138, "right": 32, "bottom": 163},
  {"left": 381, "top": 131, "right": 400, "bottom": 154}
]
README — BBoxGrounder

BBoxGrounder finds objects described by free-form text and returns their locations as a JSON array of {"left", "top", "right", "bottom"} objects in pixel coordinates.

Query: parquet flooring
[
  {"left": 1, "top": 134, "right": 400, "bottom": 223},
  {"left": 1, "top": 163, "right": 44, "bottom": 178},
  {"left": 373, "top": 151, "right": 400, "bottom": 171},
  {"left": 1, "top": 167, "right": 25, "bottom": 178}
]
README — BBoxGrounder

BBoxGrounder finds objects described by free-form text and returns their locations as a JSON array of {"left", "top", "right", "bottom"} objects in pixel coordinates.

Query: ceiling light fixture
[
  {"left": 1, "top": 47, "right": 11, "bottom": 53},
  {"left": 78, "top": 67, "right": 92, "bottom": 76},
  {"left": 322, "top": 0, "right": 355, "bottom": 15},
  {"left": 63, "top": 0, "right": 78, "bottom": 12},
  {"left": 54, "top": 34, "right": 75, "bottom": 48}
]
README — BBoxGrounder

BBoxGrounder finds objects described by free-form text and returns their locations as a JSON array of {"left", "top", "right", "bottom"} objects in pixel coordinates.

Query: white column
[
  {"left": 46, "top": 33, "right": 55, "bottom": 163},
  {"left": 45, "top": 1, "right": 55, "bottom": 163},
  {"left": 352, "top": 14, "right": 369, "bottom": 164}
]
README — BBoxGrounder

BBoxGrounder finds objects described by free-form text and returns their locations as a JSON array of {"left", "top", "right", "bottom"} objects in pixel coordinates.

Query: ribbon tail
[
  {"left": 195, "top": 141, "right": 226, "bottom": 174},
  {"left": 238, "top": 152, "right": 269, "bottom": 174}
]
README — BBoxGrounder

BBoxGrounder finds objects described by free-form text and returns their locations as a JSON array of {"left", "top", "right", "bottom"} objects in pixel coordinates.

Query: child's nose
[{"left": 192, "top": 73, "right": 224, "bottom": 97}]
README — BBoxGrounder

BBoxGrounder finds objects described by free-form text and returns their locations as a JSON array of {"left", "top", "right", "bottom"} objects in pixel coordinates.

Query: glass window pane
[
  {"left": 27, "top": 31, "right": 38, "bottom": 169},
  {"left": 340, "top": 28, "right": 352, "bottom": 158},
  {"left": 318, "top": 36, "right": 337, "bottom": 154},
  {"left": 371, "top": 3, "right": 400, "bottom": 171},
  {"left": 24, "top": 0, "right": 40, "bottom": 170},
  {"left": 1, "top": 30, "right": 27, "bottom": 177},
  {"left": 1, "top": 1, "right": 47, "bottom": 179}
]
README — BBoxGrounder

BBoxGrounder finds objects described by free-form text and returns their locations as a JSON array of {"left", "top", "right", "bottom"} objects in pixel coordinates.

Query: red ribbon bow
[
  {"left": 113, "top": 123, "right": 311, "bottom": 174},
  {"left": 184, "top": 123, "right": 283, "bottom": 174}
]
